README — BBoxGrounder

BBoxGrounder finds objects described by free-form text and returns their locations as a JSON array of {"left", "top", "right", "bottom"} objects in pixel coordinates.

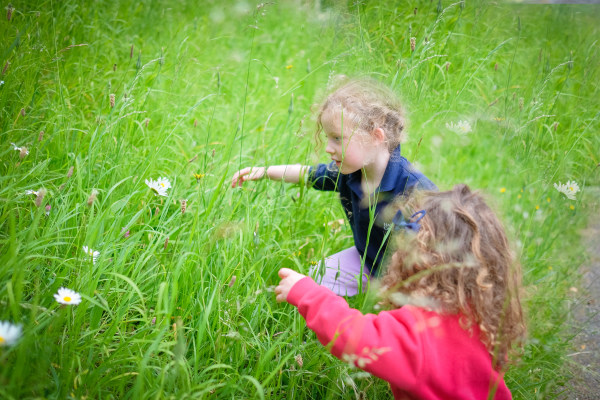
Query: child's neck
[{"left": 360, "top": 150, "right": 390, "bottom": 195}]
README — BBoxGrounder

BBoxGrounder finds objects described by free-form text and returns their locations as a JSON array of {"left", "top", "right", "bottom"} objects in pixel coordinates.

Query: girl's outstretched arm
[
  {"left": 231, "top": 165, "right": 310, "bottom": 188},
  {"left": 277, "top": 269, "right": 424, "bottom": 392}
]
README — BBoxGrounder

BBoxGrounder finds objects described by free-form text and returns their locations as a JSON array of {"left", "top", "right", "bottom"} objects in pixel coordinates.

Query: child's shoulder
[{"left": 385, "top": 153, "right": 437, "bottom": 193}]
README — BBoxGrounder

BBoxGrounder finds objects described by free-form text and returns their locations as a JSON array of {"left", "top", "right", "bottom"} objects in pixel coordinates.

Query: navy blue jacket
[{"left": 308, "top": 145, "right": 437, "bottom": 274}]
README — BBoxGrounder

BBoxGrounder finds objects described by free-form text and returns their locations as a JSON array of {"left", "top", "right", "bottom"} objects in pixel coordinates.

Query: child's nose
[{"left": 325, "top": 141, "right": 335, "bottom": 154}]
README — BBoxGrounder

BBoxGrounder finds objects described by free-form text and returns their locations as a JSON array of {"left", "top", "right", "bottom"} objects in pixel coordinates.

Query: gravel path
[{"left": 560, "top": 211, "right": 600, "bottom": 399}]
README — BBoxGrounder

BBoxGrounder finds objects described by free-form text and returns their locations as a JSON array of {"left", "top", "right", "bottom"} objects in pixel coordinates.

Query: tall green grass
[{"left": 1, "top": 0, "right": 598, "bottom": 398}]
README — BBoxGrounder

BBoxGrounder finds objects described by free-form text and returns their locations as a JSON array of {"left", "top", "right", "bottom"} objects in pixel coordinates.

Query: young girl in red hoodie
[{"left": 275, "top": 184, "right": 526, "bottom": 399}]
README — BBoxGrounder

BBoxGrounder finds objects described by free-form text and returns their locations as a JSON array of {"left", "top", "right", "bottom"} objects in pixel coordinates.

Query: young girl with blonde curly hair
[
  {"left": 232, "top": 77, "right": 436, "bottom": 296},
  {"left": 275, "top": 184, "right": 526, "bottom": 399}
]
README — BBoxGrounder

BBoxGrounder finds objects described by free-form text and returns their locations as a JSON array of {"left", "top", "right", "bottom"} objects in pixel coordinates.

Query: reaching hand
[
  {"left": 231, "top": 167, "right": 267, "bottom": 188},
  {"left": 275, "top": 268, "right": 307, "bottom": 303}
]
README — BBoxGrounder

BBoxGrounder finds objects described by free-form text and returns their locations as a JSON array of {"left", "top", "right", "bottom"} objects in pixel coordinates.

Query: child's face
[{"left": 321, "top": 107, "right": 376, "bottom": 175}]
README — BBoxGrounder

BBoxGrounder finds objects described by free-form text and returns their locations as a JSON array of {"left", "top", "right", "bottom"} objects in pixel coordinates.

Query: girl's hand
[
  {"left": 231, "top": 167, "right": 267, "bottom": 188},
  {"left": 275, "top": 268, "right": 307, "bottom": 303}
]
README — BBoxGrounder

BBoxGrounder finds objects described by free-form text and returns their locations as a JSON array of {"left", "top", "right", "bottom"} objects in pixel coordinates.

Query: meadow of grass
[{"left": 1, "top": 0, "right": 599, "bottom": 398}]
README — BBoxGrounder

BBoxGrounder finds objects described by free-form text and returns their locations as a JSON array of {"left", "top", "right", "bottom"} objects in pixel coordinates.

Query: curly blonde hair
[
  {"left": 314, "top": 76, "right": 407, "bottom": 153},
  {"left": 382, "top": 184, "right": 526, "bottom": 370}
]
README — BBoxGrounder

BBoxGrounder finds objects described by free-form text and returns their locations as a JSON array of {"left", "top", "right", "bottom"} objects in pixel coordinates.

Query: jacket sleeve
[
  {"left": 308, "top": 162, "right": 342, "bottom": 192},
  {"left": 287, "top": 277, "right": 424, "bottom": 391}
]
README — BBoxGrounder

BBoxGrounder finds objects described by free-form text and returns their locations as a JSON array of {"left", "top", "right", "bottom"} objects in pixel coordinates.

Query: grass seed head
[
  {"left": 2, "top": 61, "right": 9, "bottom": 75},
  {"left": 19, "top": 147, "right": 28, "bottom": 159},
  {"left": 38, "top": 130, "right": 44, "bottom": 141},
  {"left": 34, "top": 189, "right": 47, "bottom": 207},
  {"left": 410, "top": 37, "right": 416, "bottom": 52},
  {"left": 180, "top": 199, "right": 187, "bottom": 214},
  {"left": 228, "top": 275, "right": 236, "bottom": 287},
  {"left": 87, "top": 189, "right": 98, "bottom": 206},
  {"left": 6, "top": 4, "right": 14, "bottom": 21},
  {"left": 518, "top": 97, "right": 524, "bottom": 111},
  {"left": 67, "top": 166, "right": 74, "bottom": 178},
  {"left": 109, "top": 94, "right": 115, "bottom": 108},
  {"left": 164, "top": 236, "right": 169, "bottom": 250},
  {"left": 130, "top": 44, "right": 134, "bottom": 59}
]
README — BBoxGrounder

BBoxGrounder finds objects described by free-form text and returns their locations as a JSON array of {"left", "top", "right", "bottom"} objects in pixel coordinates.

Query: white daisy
[
  {"left": 145, "top": 177, "right": 170, "bottom": 197},
  {"left": 25, "top": 190, "right": 39, "bottom": 196},
  {"left": 554, "top": 180, "right": 580, "bottom": 200},
  {"left": 0, "top": 321, "right": 22, "bottom": 347},
  {"left": 82, "top": 245, "right": 100, "bottom": 264},
  {"left": 54, "top": 287, "right": 82, "bottom": 305},
  {"left": 445, "top": 120, "right": 472, "bottom": 135},
  {"left": 10, "top": 142, "right": 29, "bottom": 155},
  {"left": 156, "top": 177, "right": 172, "bottom": 190}
]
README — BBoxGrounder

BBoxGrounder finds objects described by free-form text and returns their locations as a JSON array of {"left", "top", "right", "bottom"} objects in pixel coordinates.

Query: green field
[{"left": 1, "top": 0, "right": 599, "bottom": 398}]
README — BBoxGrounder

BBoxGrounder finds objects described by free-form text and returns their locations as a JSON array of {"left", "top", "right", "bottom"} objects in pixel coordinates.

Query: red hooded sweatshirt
[{"left": 288, "top": 277, "right": 511, "bottom": 400}]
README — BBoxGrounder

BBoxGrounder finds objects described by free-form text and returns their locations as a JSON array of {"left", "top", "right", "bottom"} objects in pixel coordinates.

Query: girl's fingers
[
  {"left": 231, "top": 168, "right": 249, "bottom": 188},
  {"left": 274, "top": 284, "right": 284, "bottom": 302},
  {"left": 278, "top": 268, "right": 292, "bottom": 278}
]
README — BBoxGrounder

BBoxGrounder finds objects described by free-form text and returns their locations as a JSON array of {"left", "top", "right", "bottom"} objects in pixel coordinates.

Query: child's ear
[{"left": 372, "top": 127, "right": 386, "bottom": 143}]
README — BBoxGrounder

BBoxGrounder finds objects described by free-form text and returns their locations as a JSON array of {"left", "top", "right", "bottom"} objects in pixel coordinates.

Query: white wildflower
[
  {"left": 445, "top": 120, "right": 472, "bottom": 135},
  {"left": 54, "top": 287, "right": 82, "bottom": 305},
  {"left": 553, "top": 180, "right": 580, "bottom": 200},
  {"left": 25, "top": 190, "right": 39, "bottom": 196},
  {"left": 0, "top": 321, "right": 22, "bottom": 347},
  {"left": 145, "top": 177, "right": 171, "bottom": 197},
  {"left": 156, "top": 177, "right": 171, "bottom": 190},
  {"left": 82, "top": 245, "right": 100, "bottom": 264},
  {"left": 10, "top": 142, "right": 29, "bottom": 155}
]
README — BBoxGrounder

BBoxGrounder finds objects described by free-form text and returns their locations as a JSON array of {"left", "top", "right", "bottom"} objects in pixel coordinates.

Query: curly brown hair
[{"left": 381, "top": 184, "right": 526, "bottom": 370}]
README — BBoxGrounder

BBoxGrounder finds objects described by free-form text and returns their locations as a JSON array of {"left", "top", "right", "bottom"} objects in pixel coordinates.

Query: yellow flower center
[
  {"left": 88, "top": 251, "right": 93, "bottom": 256},
  {"left": 569, "top": 186, "right": 574, "bottom": 191},
  {"left": 64, "top": 296, "right": 71, "bottom": 302},
  {"left": 160, "top": 183, "right": 165, "bottom": 187},
  {"left": 0, "top": 336, "right": 5, "bottom": 344}
]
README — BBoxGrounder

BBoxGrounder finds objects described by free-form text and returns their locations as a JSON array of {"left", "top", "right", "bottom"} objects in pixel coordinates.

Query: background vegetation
[{"left": 1, "top": 0, "right": 599, "bottom": 398}]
